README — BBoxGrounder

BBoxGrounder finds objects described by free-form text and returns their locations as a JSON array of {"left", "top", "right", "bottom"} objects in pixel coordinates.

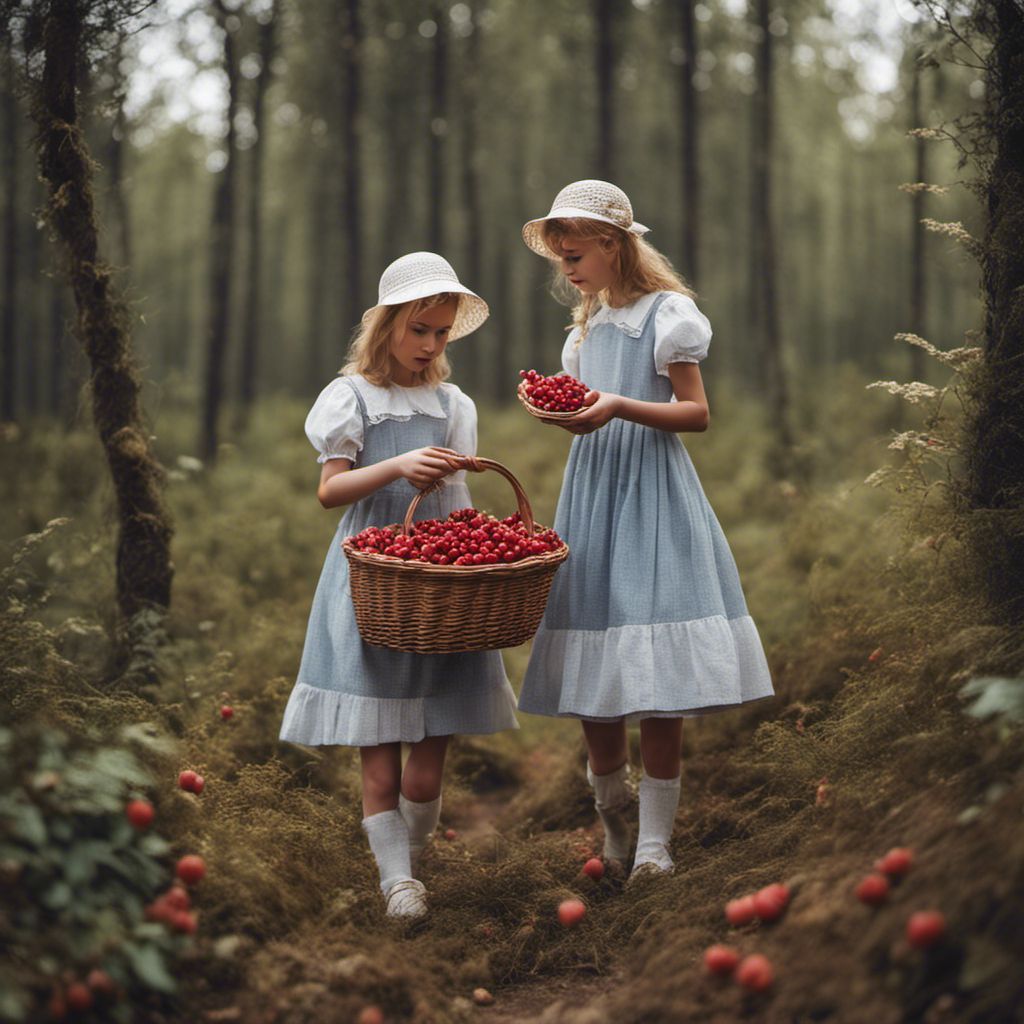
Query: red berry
[
  {"left": 582, "top": 857, "right": 604, "bottom": 881},
  {"left": 86, "top": 969, "right": 116, "bottom": 996},
  {"left": 176, "top": 854, "right": 206, "bottom": 886},
  {"left": 876, "top": 847, "right": 914, "bottom": 877},
  {"left": 144, "top": 896, "right": 174, "bottom": 923},
  {"left": 703, "top": 944, "right": 740, "bottom": 976},
  {"left": 48, "top": 991, "right": 68, "bottom": 1021},
  {"left": 725, "top": 895, "right": 757, "bottom": 926},
  {"left": 736, "top": 953, "right": 774, "bottom": 992},
  {"left": 191, "top": 774, "right": 205, "bottom": 795},
  {"left": 65, "top": 983, "right": 93, "bottom": 1012},
  {"left": 163, "top": 885, "right": 191, "bottom": 911},
  {"left": 855, "top": 873, "right": 890, "bottom": 906},
  {"left": 357, "top": 1008, "right": 384, "bottom": 1024},
  {"left": 752, "top": 883, "right": 790, "bottom": 921},
  {"left": 906, "top": 910, "right": 946, "bottom": 949},
  {"left": 220, "top": 705, "right": 234, "bottom": 719},
  {"left": 868, "top": 646, "right": 884, "bottom": 663},
  {"left": 125, "top": 799, "right": 154, "bottom": 829},
  {"left": 171, "top": 909, "right": 198, "bottom": 934},
  {"left": 178, "top": 770, "right": 198, "bottom": 792},
  {"left": 557, "top": 898, "right": 586, "bottom": 927},
  {"left": 444, "top": 828, "right": 457, "bottom": 840}
]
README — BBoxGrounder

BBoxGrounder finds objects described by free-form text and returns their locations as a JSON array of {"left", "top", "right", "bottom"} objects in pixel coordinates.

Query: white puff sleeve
[
  {"left": 442, "top": 384, "right": 477, "bottom": 486},
  {"left": 561, "top": 328, "right": 582, "bottom": 380},
  {"left": 304, "top": 377, "right": 363, "bottom": 464},
  {"left": 653, "top": 293, "right": 712, "bottom": 376}
]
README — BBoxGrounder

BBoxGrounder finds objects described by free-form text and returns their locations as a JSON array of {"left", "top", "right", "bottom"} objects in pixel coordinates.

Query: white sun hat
[
  {"left": 362, "top": 252, "right": 489, "bottom": 341},
  {"left": 522, "top": 179, "right": 650, "bottom": 257}
]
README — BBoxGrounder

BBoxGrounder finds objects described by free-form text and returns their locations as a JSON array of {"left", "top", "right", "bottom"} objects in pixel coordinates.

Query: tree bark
[
  {"left": 966, "top": 0, "right": 1024, "bottom": 621},
  {"left": 594, "top": 0, "right": 614, "bottom": 180},
  {"left": 679, "top": 0, "right": 699, "bottom": 282},
  {"left": 2, "top": 29, "right": 17, "bottom": 422},
  {"left": 459, "top": 0, "right": 483, "bottom": 394},
  {"left": 200, "top": 0, "right": 240, "bottom": 463},
  {"left": 751, "top": 0, "right": 792, "bottom": 465},
  {"left": 238, "top": 0, "right": 278, "bottom": 418},
  {"left": 31, "top": 0, "right": 173, "bottom": 622},
  {"left": 341, "top": 0, "right": 362, "bottom": 334},
  {"left": 429, "top": 0, "right": 447, "bottom": 252},
  {"left": 107, "top": 30, "right": 131, "bottom": 270},
  {"left": 909, "top": 52, "right": 927, "bottom": 382}
]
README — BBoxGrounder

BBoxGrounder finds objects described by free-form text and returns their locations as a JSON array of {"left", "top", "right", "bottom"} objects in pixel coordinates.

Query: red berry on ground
[
  {"left": 725, "top": 895, "right": 757, "bottom": 926},
  {"left": 868, "top": 647, "right": 884, "bottom": 663},
  {"left": 125, "top": 799, "right": 154, "bottom": 829},
  {"left": 65, "top": 983, "right": 93, "bottom": 1012},
  {"left": 753, "top": 883, "right": 790, "bottom": 921},
  {"left": 906, "top": 910, "right": 946, "bottom": 949},
  {"left": 703, "top": 944, "right": 741, "bottom": 976},
  {"left": 171, "top": 909, "right": 198, "bottom": 934},
  {"left": 557, "top": 898, "right": 587, "bottom": 927},
  {"left": 444, "top": 828, "right": 457, "bottom": 841},
  {"left": 163, "top": 885, "right": 191, "bottom": 911},
  {"left": 855, "top": 873, "right": 890, "bottom": 906},
  {"left": 582, "top": 857, "right": 605, "bottom": 881},
  {"left": 357, "top": 1007, "right": 384, "bottom": 1024},
  {"left": 736, "top": 953, "right": 774, "bottom": 992},
  {"left": 876, "top": 847, "right": 914, "bottom": 877},
  {"left": 815, "top": 779, "right": 831, "bottom": 806},
  {"left": 220, "top": 705, "right": 234, "bottom": 720},
  {"left": 176, "top": 854, "right": 206, "bottom": 886},
  {"left": 191, "top": 774, "right": 205, "bottom": 795},
  {"left": 86, "top": 969, "right": 116, "bottom": 996},
  {"left": 178, "top": 770, "right": 198, "bottom": 792}
]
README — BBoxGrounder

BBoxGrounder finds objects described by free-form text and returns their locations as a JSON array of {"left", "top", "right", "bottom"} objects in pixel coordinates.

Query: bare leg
[
  {"left": 360, "top": 742, "right": 402, "bottom": 817},
  {"left": 401, "top": 734, "right": 451, "bottom": 801},
  {"left": 638, "top": 718, "right": 683, "bottom": 779},
  {"left": 581, "top": 719, "right": 628, "bottom": 775}
]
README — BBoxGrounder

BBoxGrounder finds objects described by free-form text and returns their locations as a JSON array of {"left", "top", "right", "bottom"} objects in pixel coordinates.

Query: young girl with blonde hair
[
  {"left": 279, "top": 252, "right": 518, "bottom": 918},
  {"left": 518, "top": 181, "right": 774, "bottom": 883}
]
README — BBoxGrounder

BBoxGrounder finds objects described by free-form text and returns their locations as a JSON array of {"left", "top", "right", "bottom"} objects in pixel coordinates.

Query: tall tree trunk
[
  {"left": 108, "top": 30, "right": 131, "bottom": 270},
  {"left": 679, "top": 0, "right": 699, "bottom": 282},
  {"left": 31, "top": 0, "right": 173, "bottom": 629},
  {"left": 594, "top": 0, "right": 614, "bottom": 180},
  {"left": 1, "top": 30, "right": 17, "bottom": 423},
  {"left": 909, "top": 51, "right": 927, "bottom": 382},
  {"left": 306, "top": 159, "right": 330, "bottom": 391},
  {"left": 238, "top": 1, "right": 278, "bottom": 420},
  {"left": 965, "top": 0, "right": 1024, "bottom": 621},
  {"left": 751, "top": 0, "right": 792, "bottom": 465},
  {"left": 429, "top": 0, "right": 447, "bottom": 252},
  {"left": 459, "top": 0, "right": 483, "bottom": 394},
  {"left": 341, "top": 0, "right": 362, "bottom": 333},
  {"left": 200, "top": 0, "right": 239, "bottom": 462}
]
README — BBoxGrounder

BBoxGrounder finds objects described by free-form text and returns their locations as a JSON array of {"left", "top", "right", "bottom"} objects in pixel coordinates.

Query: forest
[{"left": 1, "top": 0, "right": 1023, "bottom": 1022}]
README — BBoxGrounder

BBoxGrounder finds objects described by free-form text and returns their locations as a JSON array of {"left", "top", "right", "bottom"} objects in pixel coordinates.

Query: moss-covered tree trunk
[
  {"left": 1, "top": 27, "right": 17, "bottom": 424},
  {"left": 966, "top": 0, "right": 1024, "bottom": 622},
  {"left": 32, "top": 0, "right": 173, "bottom": 625}
]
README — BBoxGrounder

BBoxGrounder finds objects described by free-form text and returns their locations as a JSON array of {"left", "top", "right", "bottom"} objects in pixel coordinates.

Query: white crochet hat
[
  {"left": 362, "top": 252, "right": 489, "bottom": 341},
  {"left": 522, "top": 179, "right": 650, "bottom": 257}
]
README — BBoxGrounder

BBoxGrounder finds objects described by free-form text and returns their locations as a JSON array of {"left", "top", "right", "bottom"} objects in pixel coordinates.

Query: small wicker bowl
[
  {"left": 343, "top": 455, "right": 569, "bottom": 654},
  {"left": 516, "top": 380, "right": 585, "bottom": 421}
]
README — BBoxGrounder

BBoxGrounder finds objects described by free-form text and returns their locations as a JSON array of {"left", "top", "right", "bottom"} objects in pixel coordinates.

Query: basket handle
[{"left": 402, "top": 454, "right": 537, "bottom": 537}]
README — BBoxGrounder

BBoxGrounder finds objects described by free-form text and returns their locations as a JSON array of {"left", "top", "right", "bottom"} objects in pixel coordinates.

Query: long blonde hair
[
  {"left": 541, "top": 218, "right": 695, "bottom": 343},
  {"left": 341, "top": 293, "right": 459, "bottom": 386}
]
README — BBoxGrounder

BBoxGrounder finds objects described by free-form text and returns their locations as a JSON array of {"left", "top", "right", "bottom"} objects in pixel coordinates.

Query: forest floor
[{"left": 3, "top": 392, "right": 1024, "bottom": 1023}]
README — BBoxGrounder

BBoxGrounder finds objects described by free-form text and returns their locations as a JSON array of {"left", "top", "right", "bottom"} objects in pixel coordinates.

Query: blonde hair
[
  {"left": 341, "top": 293, "right": 459, "bottom": 387},
  {"left": 541, "top": 219, "right": 695, "bottom": 343}
]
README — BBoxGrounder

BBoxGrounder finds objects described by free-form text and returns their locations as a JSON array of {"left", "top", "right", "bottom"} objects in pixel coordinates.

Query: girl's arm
[
  {"left": 547, "top": 363, "right": 709, "bottom": 435},
  {"left": 316, "top": 446, "right": 459, "bottom": 509}
]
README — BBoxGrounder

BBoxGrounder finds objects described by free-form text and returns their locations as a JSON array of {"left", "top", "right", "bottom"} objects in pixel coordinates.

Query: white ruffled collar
[
  {"left": 587, "top": 292, "right": 663, "bottom": 338},
  {"left": 347, "top": 374, "right": 447, "bottom": 424}
]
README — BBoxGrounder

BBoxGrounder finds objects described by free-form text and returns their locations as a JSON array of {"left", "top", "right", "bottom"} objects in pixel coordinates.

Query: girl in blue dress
[
  {"left": 518, "top": 181, "right": 774, "bottom": 883},
  {"left": 279, "top": 252, "right": 518, "bottom": 918}
]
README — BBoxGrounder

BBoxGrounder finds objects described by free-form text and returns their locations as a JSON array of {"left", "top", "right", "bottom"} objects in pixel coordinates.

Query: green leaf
[
  {"left": 42, "top": 881, "right": 72, "bottom": 910},
  {"left": 138, "top": 834, "right": 171, "bottom": 857},
  {"left": 10, "top": 804, "right": 46, "bottom": 847},
  {"left": 0, "top": 985, "right": 29, "bottom": 1022},
  {"left": 126, "top": 943, "right": 177, "bottom": 994},
  {"left": 90, "top": 749, "right": 152, "bottom": 788}
]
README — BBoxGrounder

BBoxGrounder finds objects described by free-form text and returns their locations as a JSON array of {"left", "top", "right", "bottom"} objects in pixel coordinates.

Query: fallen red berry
[
  {"left": 357, "top": 1008, "right": 384, "bottom": 1024},
  {"left": 65, "top": 983, "right": 93, "bottom": 1012},
  {"left": 725, "top": 895, "right": 757, "bottom": 926},
  {"left": 736, "top": 953, "right": 774, "bottom": 992},
  {"left": 86, "top": 969, "right": 116, "bottom": 996},
  {"left": 178, "top": 770, "right": 198, "bottom": 792},
  {"left": 220, "top": 705, "right": 234, "bottom": 720},
  {"left": 191, "top": 774, "right": 205, "bottom": 795},
  {"left": 753, "top": 883, "right": 790, "bottom": 921},
  {"left": 125, "top": 799, "right": 154, "bottom": 829},
  {"left": 815, "top": 778, "right": 831, "bottom": 806},
  {"left": 876, "top": 847, "right": 914, "bottom": 877},
  {"left": 868, "top": 647, "right": 884, "bottom": 663},
  {"left": 703, "top": 944, "right": 740, "bottom": 976},
  {"left": 855, "top": 873, "right": 890, "bottom": 906},
  {"left": 557, "top": 898, "right": 586, "bottom": 927},
  {"left": 175, "top": 854, "right": 206, "bottom": 886},
  {"left": 906, "top": 910, "right": 946, "bottom": 949},
  {"left": 582, "top": 857, "right": 605, "bottom": 881},
  {"left": 444, "top": 827, "right": 457, "bottom": 841}
]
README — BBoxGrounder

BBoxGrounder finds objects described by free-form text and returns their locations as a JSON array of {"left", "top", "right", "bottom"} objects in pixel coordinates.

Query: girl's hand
[
  {"left": 394, "top": 446, "right": 459, "bottom": 488},
  {"left": 543, "top": 390, "right": 621, "bottom": 434}
]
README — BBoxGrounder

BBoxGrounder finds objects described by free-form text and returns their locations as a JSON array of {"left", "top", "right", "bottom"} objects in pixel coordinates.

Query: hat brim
[
  {"left": 361, "top": 279, "right": 490, "bottom": 341},
  {"left": 522, "top": 208, "right": 650, "bottom": 257}
]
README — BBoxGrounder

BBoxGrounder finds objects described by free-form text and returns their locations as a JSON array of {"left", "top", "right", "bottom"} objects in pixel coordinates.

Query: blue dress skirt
[
  {"left": 279, "top": 380, "right": 519, "bottom": 746},
  {"left": 518, "top": 294, "right": 774, "bottom": 721}
]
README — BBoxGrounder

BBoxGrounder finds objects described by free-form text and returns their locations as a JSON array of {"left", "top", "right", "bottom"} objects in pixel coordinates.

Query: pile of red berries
[
  {"left": 519, "top": 368, "right": 589, "bottom": 413},
  {"left": 347, "top": 508, "right": 564, "bottom": 566}
]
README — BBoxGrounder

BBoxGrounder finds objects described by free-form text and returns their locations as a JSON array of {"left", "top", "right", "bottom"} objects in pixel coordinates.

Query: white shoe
[
  {"left": 627, "top": 850, "right": 674, "bottom": 889},
  {"left": 384, "top": 878, "right": 428, "bottom": 919}
]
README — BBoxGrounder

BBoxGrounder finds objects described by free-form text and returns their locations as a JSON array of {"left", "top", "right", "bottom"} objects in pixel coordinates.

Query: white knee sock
[
  {"left": 362, "top": 809, "right": 413, "bottom": 893},
  {"left": 398, "top": 793, "right": 441, "bottom": 874},
  {"left": 587, "top": 762, "right": 634, "bottom": 861},
  {"left": 632, "top": 774, "right": 681, "bottom": 872}
]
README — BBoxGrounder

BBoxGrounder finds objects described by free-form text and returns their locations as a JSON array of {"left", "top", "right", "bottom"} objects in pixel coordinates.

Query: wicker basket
[
  {"left": 516, "top": 380, "right": 584, "bottom": 421},
  {"left": 342, "top": 455, "right": 569, "bottom": 653}
]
